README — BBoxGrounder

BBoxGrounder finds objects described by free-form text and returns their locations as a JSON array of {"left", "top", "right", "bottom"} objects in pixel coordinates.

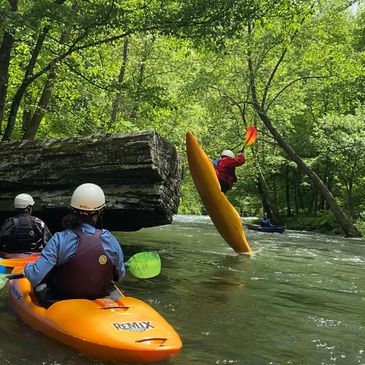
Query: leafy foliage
[{"left": 1, "top": 0, "right": 365, "bottom": 234}]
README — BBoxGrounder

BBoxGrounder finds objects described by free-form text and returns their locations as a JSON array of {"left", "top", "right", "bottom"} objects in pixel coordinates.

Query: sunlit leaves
[{"left": 1, "top": 0, "right": 365, "bottom": 224}]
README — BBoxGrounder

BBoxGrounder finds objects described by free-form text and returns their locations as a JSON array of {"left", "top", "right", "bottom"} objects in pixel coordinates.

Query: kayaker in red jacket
[{"left": 213, "top": 150, "right": 246, "bottom": 194}]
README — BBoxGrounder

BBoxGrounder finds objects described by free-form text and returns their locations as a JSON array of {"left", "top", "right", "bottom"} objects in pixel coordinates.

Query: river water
[{"left": 0, "top": 215, "right": 364, "bottom": 365}]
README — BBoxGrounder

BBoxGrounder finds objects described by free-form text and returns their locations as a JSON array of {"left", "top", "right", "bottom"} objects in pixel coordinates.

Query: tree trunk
[
  {"left": 23, "top": 7, "right": 70, "bottom": 140},
  {"left": 21, "top": 91, "right": 33, "bottom": 134},
  {"left": 257, "top": 170, "right": 283, "bottom": 225},
  {"left": 129, "top": 36, "right": 155, "bottom": 121},
  {"left": 253, "top": 147, "right": 283, "bottom": 224},
  {"left": 22, "top": 68, "right": 58, "bottom": 140},
  {"left": 23, "top": 67, "right": 59, "bottom": 141},
  {"left": 285, "top": 165, "right": 292, "bottom": 217},
  {"left": 3, "top": 0, "right": 67, "bottom": 140},
  {"left": 110, "top": 37, "right": 129, "bottom": 127},
  {"left": 345, "top": 166, "right": 355, "bottom": 218},
  {"left": 272, "top": 175, "right": 277, "bottom": 202},
  {"left": 0, "top": 0, "right": 19, "bottom": 132},
  {"left": 2, "top": 27, "right": 50, "bottom": 141},
  {"left": 130, "top": 61, "right": 146, "bottom": 120},
  {"left": 247, "top": 22, "right": 360, "bottom": 237},
  {"left": 255, "top": 109, "right": 359, "bottom": 236}
]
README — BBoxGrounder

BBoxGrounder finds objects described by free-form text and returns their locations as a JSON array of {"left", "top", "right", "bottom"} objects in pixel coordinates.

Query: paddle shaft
[{"left": 7, "top": 273, "right": 24, "bottom": 280}]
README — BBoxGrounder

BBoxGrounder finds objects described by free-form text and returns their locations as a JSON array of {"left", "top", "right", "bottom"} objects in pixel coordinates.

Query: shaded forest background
[{"left": 1, "top": 0, "right": 365, "bottom": 236}]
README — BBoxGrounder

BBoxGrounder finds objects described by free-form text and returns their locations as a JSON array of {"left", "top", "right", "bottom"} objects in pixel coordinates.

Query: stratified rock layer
[{"left": 0, "top": 131, "right": 182, "bottom": 231}]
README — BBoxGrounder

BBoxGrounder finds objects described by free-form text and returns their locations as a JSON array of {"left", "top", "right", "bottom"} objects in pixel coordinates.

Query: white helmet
[
  {"left": 70, "top": 183, "right": 105, "bottom": 211},
  {"left": 221, "top": 150, "right": 235, "bottom": 158},
  {"left": 14, "top": 193, "right": 35, "bottom": 209}
]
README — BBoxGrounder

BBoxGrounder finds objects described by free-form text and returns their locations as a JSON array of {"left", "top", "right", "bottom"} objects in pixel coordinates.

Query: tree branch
[
  {"left": 265, "top": 75, "right": 334, "bottom": 111},
  {"left": 64, "top": 60, "right": 114, "bottom": 91},
  {"left": 261, "top": 1, "right": 317, "bottom": 108}
]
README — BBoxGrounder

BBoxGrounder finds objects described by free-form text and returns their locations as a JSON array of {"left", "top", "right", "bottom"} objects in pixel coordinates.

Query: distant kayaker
[
  {"left": 24, "top": 183, "right": 126, "bottom": 307},
  {"left": 0, "top": 193, "right": 52, "bottom": 255},
  {"left": 259, "top": 212, "right": 272, "bottom": 227},
  {"left": 213, "top": 150, "right": 246, "bottom": 194}
]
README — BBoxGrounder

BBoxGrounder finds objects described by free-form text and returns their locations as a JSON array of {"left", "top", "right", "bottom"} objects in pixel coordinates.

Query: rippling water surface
[{"left": 1, "top": 215, "right": 364, "bottom": 365}]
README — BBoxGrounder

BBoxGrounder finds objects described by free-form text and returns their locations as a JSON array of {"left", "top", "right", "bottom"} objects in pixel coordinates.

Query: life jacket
[
  {"left": 49, "top": 229, "right": 114, "bottom": 299},
  {"left": 2, "top": 214, "right": 43, "bottom": 252},
  {"left": 260, "top": 218, "right": 272, "bottom": 227},
  {"left": 212, "top": 157, "right": 220, "bottom": 169}
]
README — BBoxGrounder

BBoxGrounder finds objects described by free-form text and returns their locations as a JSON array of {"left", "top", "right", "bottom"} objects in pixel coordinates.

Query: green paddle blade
[
  {"left": 125, "top": 251, "right": 161, "bottom": 279},
  {"left": 0, "top": 273, "right": 25, "bottom": 290},
  {"left": 0, "top": 274, "right": 9, "bottom": 290}
]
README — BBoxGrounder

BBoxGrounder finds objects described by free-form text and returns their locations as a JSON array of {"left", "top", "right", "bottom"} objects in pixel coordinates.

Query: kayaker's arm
[
  {"left": 24, "top": 232, "right": 64, "bottom": 287},
  {"left": 0, "top": 250, "right": 160, "bottom": 290},
  {"left": 231, "top": 153, "right": 246, "bottom": 166}
]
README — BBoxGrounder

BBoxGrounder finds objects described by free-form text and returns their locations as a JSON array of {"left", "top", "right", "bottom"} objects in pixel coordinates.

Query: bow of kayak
[{"left": 8, "top": 267, "right": 182, "bottom": 363}]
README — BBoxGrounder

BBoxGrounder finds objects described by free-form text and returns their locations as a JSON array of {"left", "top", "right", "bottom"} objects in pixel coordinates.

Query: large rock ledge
[{"left": 0, "top": 131, "right": 182, "bottom": 232}]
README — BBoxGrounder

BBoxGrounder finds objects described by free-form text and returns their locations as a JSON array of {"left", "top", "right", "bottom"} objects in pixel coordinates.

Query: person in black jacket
[{"left": 0, "top": 193, "right": 51, "bottom": 254}]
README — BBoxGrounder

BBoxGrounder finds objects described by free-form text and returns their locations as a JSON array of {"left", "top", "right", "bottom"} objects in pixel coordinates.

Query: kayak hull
[
  {"left": 7, "top": 261, "right": 182, "bottom": 363},
  {"left": 247, "top": 224, "right": 286, "bottom": 234},
  {"left": 186, "top": 132, "right": 252, "bottom": 255},
  {"left": 0, "top": 252, "right": 40, "bottom": 273}
]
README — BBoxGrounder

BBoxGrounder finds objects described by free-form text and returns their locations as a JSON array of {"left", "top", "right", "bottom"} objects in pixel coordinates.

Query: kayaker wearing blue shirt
[
  {"left": 24, "top": 183, "right": 125, "bottom": 306},
  {"left": 259, "top": 212, "right": 272, "bottom": 227}
]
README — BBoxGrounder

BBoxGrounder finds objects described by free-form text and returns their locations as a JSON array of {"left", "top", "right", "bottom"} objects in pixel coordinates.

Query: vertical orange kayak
[{"left": 186, "top": 132, "right": 253, "bottom": 255}]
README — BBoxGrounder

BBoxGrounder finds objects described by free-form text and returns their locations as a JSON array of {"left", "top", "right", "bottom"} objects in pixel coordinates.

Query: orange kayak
[
  {"left": 186, "top": 132, "right": 253, "bottom": 255},
  {"left": 7, "top": 259, "right": 182, "bottom": 363}
]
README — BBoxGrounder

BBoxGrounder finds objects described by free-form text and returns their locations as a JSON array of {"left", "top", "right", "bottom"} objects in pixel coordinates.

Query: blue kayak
[{"left": 246, "top": 224, "right": 286, "bottom": 234}]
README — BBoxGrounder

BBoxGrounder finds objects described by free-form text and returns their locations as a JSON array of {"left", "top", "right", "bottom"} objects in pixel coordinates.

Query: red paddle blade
[{"left": 244, "top": 124, "right": 258, "bottom": 147}]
